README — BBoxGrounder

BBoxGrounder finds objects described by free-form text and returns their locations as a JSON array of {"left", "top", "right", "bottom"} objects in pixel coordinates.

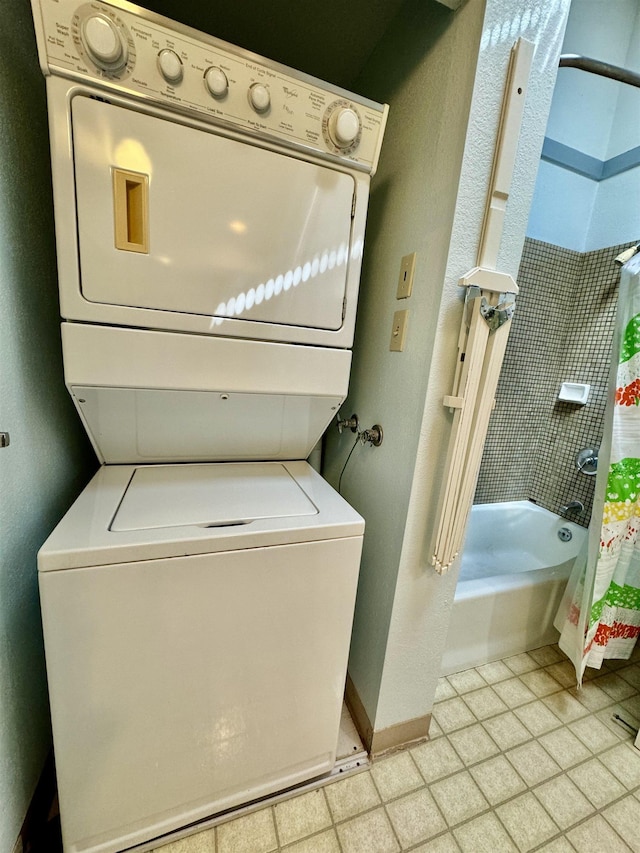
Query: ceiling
[{"left": 142, "top": 0, "right": 409, "bottom": 89}]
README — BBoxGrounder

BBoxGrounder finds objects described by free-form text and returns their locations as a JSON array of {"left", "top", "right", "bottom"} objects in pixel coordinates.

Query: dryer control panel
[{"left": 31, "top": 0, "right": 388, "bottom": 174}]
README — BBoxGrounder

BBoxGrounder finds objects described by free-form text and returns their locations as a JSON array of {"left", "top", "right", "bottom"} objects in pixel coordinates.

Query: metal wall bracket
[
  {"left": 0, "top": 432, "right": 10, "bottom": 448},
  {"left": 480, "top": 293, "right": 516, "bottom": 332}
]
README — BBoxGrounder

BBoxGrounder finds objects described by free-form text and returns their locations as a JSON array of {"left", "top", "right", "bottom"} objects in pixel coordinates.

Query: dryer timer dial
[
  {"left": 329, "top": 108, "right": 360, "bottom": 147},
  {"left": 81, "top": 14, "right": 127, "bottom": 71},
  {"left": 322, "top": 101, "right": 362, "bottom": 155}
]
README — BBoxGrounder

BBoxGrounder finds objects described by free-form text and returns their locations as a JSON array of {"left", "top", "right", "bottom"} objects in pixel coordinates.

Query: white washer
[
  {"left": 31, "top": 1, "right": 387, "bottom": 851},
  {"left": 39, "top": 462, "right": 363, "bottom": 853}
]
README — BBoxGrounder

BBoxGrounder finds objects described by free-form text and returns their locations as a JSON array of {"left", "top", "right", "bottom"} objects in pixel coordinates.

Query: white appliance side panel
[
  {"left": 72, "top": 95, "right": 355, "bottom": 331},
  {"left": 70, "top": 386, "right": 343, "bottom": 464},
  {"left": 40, "top": 536, "right": 362, "bottom": 853}
]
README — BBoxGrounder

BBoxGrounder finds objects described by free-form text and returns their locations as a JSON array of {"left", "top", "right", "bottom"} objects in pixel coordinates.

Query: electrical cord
[{"left": 338, "top": 434, "right": 360, "bottom": 495}]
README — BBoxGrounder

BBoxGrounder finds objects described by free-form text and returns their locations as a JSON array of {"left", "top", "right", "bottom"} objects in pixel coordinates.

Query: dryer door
[{"left": 72, "top": 95, "right": 356, "bottom": 334}]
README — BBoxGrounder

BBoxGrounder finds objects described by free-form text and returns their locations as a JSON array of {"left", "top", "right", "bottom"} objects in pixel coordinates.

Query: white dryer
[{"left": 31, "top": 1, "right": 387, "bottom": 851}]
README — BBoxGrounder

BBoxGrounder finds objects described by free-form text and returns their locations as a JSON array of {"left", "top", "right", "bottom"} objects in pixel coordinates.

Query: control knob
[
  {"left": 205, "top": 66, "right": 229, "bottom": 99},
  {"left": 249, "top": 83, "right": 270, "bottom": 113},
  {"left": 82, "top": 14, "right": 127, "bottom": 71},
  {"left": 328, "top": 107, "right": 361, "bottom": 148},
  {"left": 158, "top": 49, "right": 183, "bottom": 85}
]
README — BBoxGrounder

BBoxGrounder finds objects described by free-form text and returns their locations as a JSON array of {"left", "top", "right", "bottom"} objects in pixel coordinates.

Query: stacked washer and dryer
[{"left": 31, "top": 1, "right": 387, "bottom": 851}]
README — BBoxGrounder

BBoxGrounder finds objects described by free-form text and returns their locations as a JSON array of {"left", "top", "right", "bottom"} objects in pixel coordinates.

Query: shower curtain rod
[{"left": 559, "top": 54, "right": 640, "bottom": 89}]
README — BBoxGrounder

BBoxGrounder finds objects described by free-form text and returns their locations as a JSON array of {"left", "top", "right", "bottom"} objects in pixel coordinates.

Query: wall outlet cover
[
  {"left": 397, "top": 252, "right": 416, "bottom": 299},
  {"left": 390, "top": 309, "right": 409, "bottom": 351}
]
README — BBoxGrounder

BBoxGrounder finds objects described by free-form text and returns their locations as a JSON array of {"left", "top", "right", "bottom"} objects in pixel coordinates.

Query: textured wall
[
  {"left": 323, "top": 0, "right": 571, "bottom": 733},
  {"left": 476, "top": 237, "right": 632, "bottom": 525},
  {"left": 372, "top": 0, "right": 571, "bottom": 730},
  {"left": 323, "top": 0, "right": 486, "bottom": 729},
  {"left": 0, "top": 4, "right": 96, "bottom": 850}
]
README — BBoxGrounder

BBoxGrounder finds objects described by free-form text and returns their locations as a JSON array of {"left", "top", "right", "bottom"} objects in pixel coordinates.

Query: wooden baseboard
[{"left": 345, "top": 673, "right": 431, "bottom": 757}]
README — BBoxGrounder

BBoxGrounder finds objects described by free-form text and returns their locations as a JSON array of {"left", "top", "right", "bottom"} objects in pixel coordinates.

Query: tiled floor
[{"left": 153, "top": 644, "right": 640, "bottom": 853}]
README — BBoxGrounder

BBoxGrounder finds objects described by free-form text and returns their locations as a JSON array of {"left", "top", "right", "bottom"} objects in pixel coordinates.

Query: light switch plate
[
  {"left": 397, "top": 252, "right": 416, "bottom": 299},
  {"left": 390, "top": 309, "right": 409, "bottom": 351}
]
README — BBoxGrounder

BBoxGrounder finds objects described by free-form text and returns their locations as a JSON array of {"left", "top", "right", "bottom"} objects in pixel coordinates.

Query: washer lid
[
  {"left": 112, "top": 463, "right": 317, "bottom": 531},
  {"left": 38, "top": 461, "right": 364, "bottom": 571}
]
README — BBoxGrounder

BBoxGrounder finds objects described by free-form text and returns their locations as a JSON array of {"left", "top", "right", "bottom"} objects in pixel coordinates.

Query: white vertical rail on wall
[{"left": 431, "top": 38, "right": 534, "bottom": 574}]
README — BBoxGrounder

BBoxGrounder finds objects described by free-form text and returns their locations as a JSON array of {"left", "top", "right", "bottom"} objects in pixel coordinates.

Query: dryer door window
[{"left": 71, "top": 96, "right": 355, "bottom": 331}]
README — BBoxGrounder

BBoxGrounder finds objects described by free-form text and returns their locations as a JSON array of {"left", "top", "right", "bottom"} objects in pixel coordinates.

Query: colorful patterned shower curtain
[{"left": 556, "top": 252, "right": 640, "bottom": 683}]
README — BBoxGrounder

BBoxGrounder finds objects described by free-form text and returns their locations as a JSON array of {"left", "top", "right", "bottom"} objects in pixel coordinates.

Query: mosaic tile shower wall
[{"left": 474, "top": 237, "right": 634, "bottom": 525}]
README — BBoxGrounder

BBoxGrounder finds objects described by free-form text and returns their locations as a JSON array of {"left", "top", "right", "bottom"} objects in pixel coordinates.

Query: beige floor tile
[
  {"left": 542, "top": 691, "right": 590, "bottom": 723},
  {"left": 217, "top": 808, "right": 277, "bottom": 853},
  {"left": 448, "top": 723, "right": 500, "bottom": 765},
  {"left": 617, "top": 663, "right": 640, "bottom": 689},
  {"left": 528, "top": 645, "right": 564, "bottom": 667},
  {"left": 435, "top": 678, "right": 457, "bottom": 702},
  {"left": 447, "top": 669, "right": 487, "bottom": 695},
  {"left": 597, "top": 672, "right": 638, "bottom": 702},
  {"left": 506, "top": 741, "right": 562, "bottom": 786},
  {"left": 324, "top": 771, "right": 380, "bottom": 823},
  {"left": 569, "top": 680, "right": 614, "bottom": 712},
  {"left": 155, "top": 829, "right": 215, "bottom": 852},
  {"left": 386, "top": 788, "right": 447, "bottom": 847},
  {"left": 432, "top": 697, "right": 477, "bottom": 733},
  {"left": 532, "top": 775, "right": 593, "bottom": 830},
  {"left": 492, "top": 678, "right": 537, "bottom": 709},
  {"left": 568, "top": 813, "right": 634, "bottom": 853},
  {"left": 595, "top": 706, "right": 636, "bottom": 741},
  {"left": 600, "top": 741, "right": 640, "bottom": 789},
  {"left": 430, "top": 770, "right": 489, "bottom": 826},
  {"left": 603, "top": 795, "right": 640, "bottom": 851},
  {"left": 539, "top": 727, "right": 592, "bottom": 769},
  {"left": 410, "top": 833, "right": 461, "bottom": 852},
  {"left": 462, "top": 687, "right": 508, "bottom": 721},
  {"left": 519, "top": 670, "right": 563, "bottom": 698},
  {"left": 429, "top": 717, "right": 444, "bottom": 738},
  {"left": 482, "top": 712, "right": 531, "bottom": 751},
  {"left": 411, "top": 737, "right": 464, "bottom": 784},
  {"left": 503, "top": 652, "right": 539, "bottom": 675},
  {"left": 336, "top": 808, "right": 400, "bottom": 853},
  {"left": 274, "top": 789, "right": 332, "bottom": 846},
  {"left": 535, "top": 839, "right": 575, "bottom": 852},
  {"left": 620, "top": 693, "right": 640, "bottom": 721},
  {"left": 469, "top": 755, "right": 526, "bottom": 805},
  {"left": 281, "top": 828, "right": 341, "bottom": 853},
  {"left": 568, "top": 757, "right": 627, "bottom": 808},
  {"left": 453, "top": 811, "right": 517, "bottom": 852},
  {"left": 370, "top": 750, "right": 424, "bottom": 801},
  {"left": 514, "top": 700, "right": 562, "bottom": 736},
  {"left": 545, "top": 660, "right": 579, "bottom": 689},
  {"left": 496, "top": 793, "right": 559, "bottom": 852},
  {"left": 569, "top": 714, "right": 621, "bottom": 753},
  {"left": 475, "top": 660, "right": 513, "bottom": 684}
]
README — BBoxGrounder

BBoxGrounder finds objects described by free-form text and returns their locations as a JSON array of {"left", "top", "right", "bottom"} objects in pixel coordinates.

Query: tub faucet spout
[{"left": 560, "top": 500, "right": 584, "bottom": 516}]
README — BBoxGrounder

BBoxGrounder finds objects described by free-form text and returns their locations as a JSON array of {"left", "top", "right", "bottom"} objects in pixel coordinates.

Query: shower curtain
[{"left": 556, "top": 252, "right": 640, "bottom": 683}]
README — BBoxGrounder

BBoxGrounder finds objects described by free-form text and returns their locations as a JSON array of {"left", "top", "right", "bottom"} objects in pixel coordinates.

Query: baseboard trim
[{"left": 345, "top": 673, "right": 431, "bottom": 757}]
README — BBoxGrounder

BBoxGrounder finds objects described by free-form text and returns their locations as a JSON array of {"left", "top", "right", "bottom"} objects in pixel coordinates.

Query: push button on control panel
[
  {"left": 158, "top": 48, "right": 183, "bottom": 84},
  {"left": 204, "top": 66, "right": 229, "bottom": 99},
  {"left": 249, "top": 83, "right": 270, "bottom": 113}
]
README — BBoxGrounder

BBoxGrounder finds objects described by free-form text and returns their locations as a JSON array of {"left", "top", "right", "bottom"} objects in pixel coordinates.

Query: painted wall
[
  {"left": 324, "top": 0, "right": 486, "bottom": 729},
  {"left": 0, "top": 4, "right": 97, "bottom": 851},
  {"left": 324, "top": 0, "right": 571, "bottom": 734},
  {"left": 528, "top": 0, "right": 640, "bottom": 251}
]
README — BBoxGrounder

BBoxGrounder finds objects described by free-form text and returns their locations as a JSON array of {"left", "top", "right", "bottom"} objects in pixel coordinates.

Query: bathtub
[{"left": 440, "top": 500, "right": 586, "bottom": 676}]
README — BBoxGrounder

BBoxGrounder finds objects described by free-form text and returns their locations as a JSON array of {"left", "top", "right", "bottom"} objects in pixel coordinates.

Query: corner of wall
[{"left": 0, "top": 5, "right": 97, "bottom": 850}]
